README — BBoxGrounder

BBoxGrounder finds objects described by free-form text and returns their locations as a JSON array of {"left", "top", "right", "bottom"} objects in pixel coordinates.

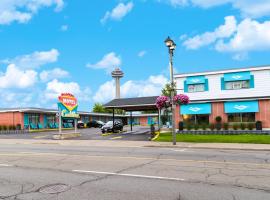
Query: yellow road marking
[
  {"left": 33, "top": 135, "right": 49, "bottom": 139},
  {"left": 111, "top": 136, "right": 122, "bottom": 140},
  {"left": 0, "top": 152, "right": 269, "bottom": 168}
]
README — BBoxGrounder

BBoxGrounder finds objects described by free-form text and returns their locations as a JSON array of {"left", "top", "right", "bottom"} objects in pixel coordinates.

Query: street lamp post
[{"left": 164, "top": 36, "right": 177, "bottom": 145}]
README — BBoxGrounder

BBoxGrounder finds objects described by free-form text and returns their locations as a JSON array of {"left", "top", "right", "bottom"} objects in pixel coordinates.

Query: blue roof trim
[
  {"left": 224, "top": 71, "right": 251, "bottom": 82},
  {"left": 186, "top": 76, "right": 206, "bottom": 85},
  {"left": 224, "top": 101, "right": 259, "bottom": 113},
  {"left": 180, "top": 103, "right": 211, "bottom": 115}
]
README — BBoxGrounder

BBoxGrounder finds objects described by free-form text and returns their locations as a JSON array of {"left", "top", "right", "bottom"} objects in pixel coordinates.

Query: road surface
[{"left": 0, "top": 142, "right": 269, "bottom": 199}]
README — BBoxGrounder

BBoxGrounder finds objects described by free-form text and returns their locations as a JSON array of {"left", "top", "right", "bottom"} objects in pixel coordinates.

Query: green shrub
[
  {"left": 16, "top": 124, "right": 21, "bottom": 130},
  {"left": 201, "top": 123, "right": 208, "bottom": 130},
  {"left": 247, "top": 123, "right": 255, "bottom": 130},
  {"left": 223, "top": 123, "right": 229, "bottom": 130},
  {"left": 194, "top": 124, "right": 199, "bottom": 130},
  {"left": 240, "top": 123, "right": 246, "bottom": 130},
  {"left": 215, "top": 116, "right": 222, "bottom": 123},
  {"left": 186, "top": 123, "right": 192, "bottom": 130},
  {"left": 2, "top": 125, "right": 7, "bottom": 130},
  {"left": 0, "top": 125, "right": 2, "bottom": 131},
  {"left": 215, "top": 123, "right": 222, "bottom": 130},
  {"left": 8, "top": 125, "right": 14, "bottom": 130},
  {"left": 209, "top": 123, "right": 215, "bottom": 131},
  {"left": 233, "top": 123, "right": 239, "bottom": 130}
]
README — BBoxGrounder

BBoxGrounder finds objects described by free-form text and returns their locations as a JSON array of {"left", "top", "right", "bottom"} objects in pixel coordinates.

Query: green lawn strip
[
  {"left": 102, "top": 130, "right": 127, "bottom": 137},
  {"left": 155, "top": 133, "right": 270, "bottom": 144}
]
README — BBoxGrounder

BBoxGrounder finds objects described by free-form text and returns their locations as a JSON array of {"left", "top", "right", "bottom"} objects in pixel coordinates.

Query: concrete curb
[{"left": 52, "top": 132, "right": 81, "bottom": 140}]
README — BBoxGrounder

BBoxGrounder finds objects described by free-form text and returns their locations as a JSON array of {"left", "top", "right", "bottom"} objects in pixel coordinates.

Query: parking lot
[{"left": 0, "top": 126, "right": 152, "bottom": 141}]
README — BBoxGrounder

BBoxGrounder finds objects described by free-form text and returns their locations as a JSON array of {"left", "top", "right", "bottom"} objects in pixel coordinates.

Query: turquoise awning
[
  {"left": 224, "top": 101, "right": 259, "bottom": 113},
  {"left": 186, "top": 76, "right": 206, "bottom": 85},
  {"left": 224, "top": 71, "right": 251, "bottom": 82},
  {"left": 180, "top": 103, "right": 211, "bottom": 115}
]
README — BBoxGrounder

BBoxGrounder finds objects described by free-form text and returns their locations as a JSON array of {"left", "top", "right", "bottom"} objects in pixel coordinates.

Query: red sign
[{"left": 58, "top": 93, "right": 78, "bottom": 111}]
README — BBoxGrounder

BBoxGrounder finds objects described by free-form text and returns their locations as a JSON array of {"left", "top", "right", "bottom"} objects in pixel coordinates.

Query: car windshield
[{"left": 106, "top": 121, "right": 113, "bottom": 125}]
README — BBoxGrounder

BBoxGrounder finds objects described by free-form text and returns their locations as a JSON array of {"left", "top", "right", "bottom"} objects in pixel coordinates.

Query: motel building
[
  {"left": 0, "top": 107, "right": 158, "bottom": 130},
  {"left": 174, "top": 65, "right": 270, "bottom": 129}
]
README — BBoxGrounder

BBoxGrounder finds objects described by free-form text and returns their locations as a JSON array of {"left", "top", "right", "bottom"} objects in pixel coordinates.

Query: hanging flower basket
[
  {"left": 155, "top": 96, "right": 169, "bottom": 109},
  {"left": 173, "top": 94, "right": 190, "bottom": 105}
]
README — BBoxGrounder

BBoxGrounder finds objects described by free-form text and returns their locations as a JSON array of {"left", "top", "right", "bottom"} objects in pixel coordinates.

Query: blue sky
[{"left": 0, "top": 0, "right": 270, "bottom": 111}]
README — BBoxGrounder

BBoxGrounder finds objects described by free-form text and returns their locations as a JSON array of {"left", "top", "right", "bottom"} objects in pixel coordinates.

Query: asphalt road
[
  {"left": 0, "top": 126, "right": 151, "bottom": 141},
  {"left": 0, "top": 142, "right": 270, "bottom": 199}
]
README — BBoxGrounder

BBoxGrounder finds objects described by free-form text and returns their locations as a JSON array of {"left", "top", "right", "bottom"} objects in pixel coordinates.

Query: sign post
[{"left": 58, "top": 93, "right": 79, "bottom": 133}]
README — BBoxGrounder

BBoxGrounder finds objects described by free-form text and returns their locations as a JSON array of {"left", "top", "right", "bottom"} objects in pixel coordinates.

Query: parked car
[
  {"left": 101, "top": 121, "right": 123, "bottom": 133},
  {"left": 87, "top": 120, "right": 105, "bottom": 128},
  {"left": 77, "top": 121, "right": 85, "bottom": 128}
]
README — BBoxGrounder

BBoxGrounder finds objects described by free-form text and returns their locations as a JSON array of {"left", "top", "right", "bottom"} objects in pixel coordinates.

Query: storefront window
[
  {"left": 28, "top": 114, "right": 40, "bottom": 124},
  {"left": 228, "top": 113, "right": 255, "bottom": 123},
  {"left": 183, "top": 114, "right": 209, "bottom": 124},
  {"left": 47, "top": 115, "right": 56, "bottom": 124},
  {"left": 188, "top": 84, "right": 205, "bottom": 93},
  {"left": 225, "top": 80, "right": 250, "bottom": 90}
]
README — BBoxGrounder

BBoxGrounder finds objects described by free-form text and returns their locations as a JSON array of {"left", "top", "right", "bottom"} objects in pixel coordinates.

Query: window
[
  {"left": 188, "top": 84, "right": 205, "bottom": 93},
  {"left": 28, "top": 114, "right": 40, "bottom": 124},
  {"left": 225, "top": 80, "right": 250, "bottom": 90},
  {"left": 47, "top": 115, "right": 56, "bottom": 124},
  {"left": 183, "top": 114, "right": 209, "bottom": 124},
  {"left": 228, "top": 112, "right": 255, "bottom": 123}
]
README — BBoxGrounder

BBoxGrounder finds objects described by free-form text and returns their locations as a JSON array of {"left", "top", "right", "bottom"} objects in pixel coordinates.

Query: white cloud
[
  {"left": 183, "top": 16, "right": 270, "bottom": 59},
  {"left": 40, "top": 68, "right": 69, "bottom": 82},
  {"left": 101, "top": 2, "right": 134, "bottom": 24},
  {"left": 183, "top": 16, "right": 237, "bottom": 49},
  {"left": 86, "top": 52, "right": 121, "bottom": 73},
  {"left": 0, "top": 64, "right": 37, "bottom": 89},
  {"left": 0, "top": 0, "right": 64, "bottom": 25},
  {"left": 138, "top": 50, "right": 147, "bottom": 57},
  {"left": 159, "top": 0, "right": 270, "bottom": 18},
  {"left": 45, "top": 79, "right": 91, "bottom": 102},
  {"left": 60, "top": 24, "right": 68, "bottom": 31},
  {"left": 93, "top": 74, "right": 168, "bottom": 103},
  {"left": 215, "top": 18, "right": 270, "bottom": 52},
  {"left": 3, "top": 49, "right": 59, "bottom": 69}
]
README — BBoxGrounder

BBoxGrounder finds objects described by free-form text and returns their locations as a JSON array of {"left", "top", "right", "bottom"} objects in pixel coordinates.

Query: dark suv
[
  {"left": 87, "top": 120, "right": 105, "bottom": 128},
  {"left": 101, "top": 121, "right": 123, "bottom": 133}
]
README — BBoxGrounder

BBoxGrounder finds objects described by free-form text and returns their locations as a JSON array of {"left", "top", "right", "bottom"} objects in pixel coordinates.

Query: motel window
[
  {"left": 227, "top": 113, "right": 255, "bottom": 123},
  {"left": 187, "top": 84, "right": 205, "bottom": 93},
  {"left": 28, "top": 114, "right": 40, "bottom": 124},
  {"left": 183, "top": 114, "right": 209, "bottom": 125},
  {"left": 225, "top": 80, "right": 250, "bottom": 90},
  {"left": 47, "top": 115, "right": 56, "bottom": 124}
]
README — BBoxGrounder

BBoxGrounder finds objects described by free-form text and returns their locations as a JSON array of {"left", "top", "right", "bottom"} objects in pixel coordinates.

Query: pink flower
[
  {"left": 156, "top": 96, "right": 169, "bottom": 109},
  {"left": 173, "top": 94, "right": 189, "bottom": 105}
]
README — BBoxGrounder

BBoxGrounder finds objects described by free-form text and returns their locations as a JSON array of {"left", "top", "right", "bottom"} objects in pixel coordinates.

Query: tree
[
  {"left": 92, "top": 103, "right": 106, "bottom": 113},
  {"left": 161, "top": 82, "right": 176, "bottom": 97}
]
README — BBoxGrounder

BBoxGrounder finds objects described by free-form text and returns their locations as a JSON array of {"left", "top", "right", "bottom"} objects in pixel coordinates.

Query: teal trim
[
  {"left": 43, "top": 115, "right": 47, "bottom": 128},
  {"left": 224, "top": 71, "right": 251, "bottom": 82},
  {"left": 250, "top": 75, "right": 255, "bottom": 88},
  {"left": 221, "top": 78, "right": 225, "bottom": 90},
  {"left": 180, "top": 103, "right": 212, "bottom": 115},
  {"left": 24, "top": 113, "right": 29, "bottom": 127},
  {"left": 224, "top": 101, "right": 259, "bottom": 113},
  {"left": 205, "top": 79, "right": 209, "bottom": 91},
  {"left": 184, "top": 80, "right": 188, "bottom": 93},
  {"left": 186, "top": 76, "right": 206, "bottom": 84}
]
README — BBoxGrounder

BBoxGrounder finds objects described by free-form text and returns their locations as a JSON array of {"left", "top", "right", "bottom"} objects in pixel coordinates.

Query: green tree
[
  {"left": 92, "top": 103, "right": 106, "bottom": 113},
  {"left": 161, "top": 82, "right": 176, "bottom": 97}
]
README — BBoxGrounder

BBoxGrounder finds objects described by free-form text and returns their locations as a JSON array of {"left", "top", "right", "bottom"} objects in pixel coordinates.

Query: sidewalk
[{"left": 0, "top": 139, "right": 269, "bottom": 151}]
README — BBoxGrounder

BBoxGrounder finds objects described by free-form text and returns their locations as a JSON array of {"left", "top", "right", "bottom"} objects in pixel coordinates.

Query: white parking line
[
  {"left": 0, "top": 164, "right": 13, "bottom": 167},
  {"left": 72, "top": 170, "right": 185, "bottom": 182}
]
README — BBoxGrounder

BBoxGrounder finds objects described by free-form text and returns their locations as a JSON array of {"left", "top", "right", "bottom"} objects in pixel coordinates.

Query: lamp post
[{"left": 164, "top": 36, "right": 177, "bottom": 145}]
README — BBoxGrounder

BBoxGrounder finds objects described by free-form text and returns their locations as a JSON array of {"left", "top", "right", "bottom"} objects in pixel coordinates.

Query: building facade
[
  {"left": 0, "top": 108, "right": 158, "bottom": 129},
  {"left": 174, "top": 66, "right": 270, "bottom": 129}
]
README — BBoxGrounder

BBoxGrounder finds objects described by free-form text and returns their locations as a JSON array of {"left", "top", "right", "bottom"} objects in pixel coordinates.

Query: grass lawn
[{"left": 155, "top": 133, "right": 270, "bottom": 144}]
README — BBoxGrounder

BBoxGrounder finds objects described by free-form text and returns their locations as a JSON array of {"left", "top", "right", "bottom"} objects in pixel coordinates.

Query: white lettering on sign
[
  {"left": 234, "top": 105, "right": 248, "bottom": 110},
  {"left": 63, "top": 98, "right": 76, "bottom": 105},
  {"left": 189, "top": 107, "right": 201, "bottom": 112},
  {"left": 232, "top": 75, "right": 242, "bottom": 80}
]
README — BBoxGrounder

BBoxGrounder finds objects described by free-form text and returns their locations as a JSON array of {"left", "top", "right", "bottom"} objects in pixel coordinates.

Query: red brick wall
[
  {"left": 0, "top": 112, "right": 24, "bottom": 127},
  {"left": 175, "top": 105, "right": 183, "bottom": 124},
  {"left": 256, "top": 100, "right": 270, "bottom": 128},
  {"left": 139, "top": 116, "right": 148, "bottom": 126},
  {"left": 209, "top": 102, "right": 227, "bottom": 124},
  {"left": 40, "top": 114, "right": 44, "bottom": 124}
]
